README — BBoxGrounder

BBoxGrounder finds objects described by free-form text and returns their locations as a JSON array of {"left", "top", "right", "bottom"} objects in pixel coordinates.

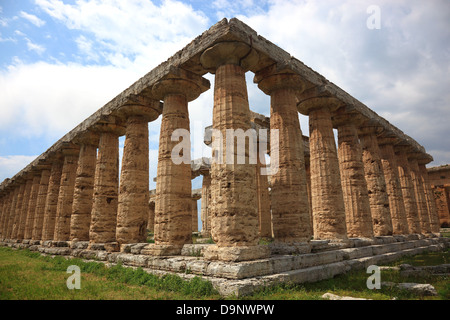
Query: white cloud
[
  {"left": 0, "top": 155, "right": 38, "bottom": 182},
  {"left": 19, "top": 11, "right": 46, "bottom": 27},
  {"left": 25, "top": 38, "right": 46, "bottom": 54}
]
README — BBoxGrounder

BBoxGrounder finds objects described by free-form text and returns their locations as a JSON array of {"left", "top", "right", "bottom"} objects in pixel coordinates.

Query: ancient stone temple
[
  {"left": 427, "top": 165, "right": 450, "bottom": 228},
  {"left": 0, "top": 18, "right": 448, "bottom": 296}
]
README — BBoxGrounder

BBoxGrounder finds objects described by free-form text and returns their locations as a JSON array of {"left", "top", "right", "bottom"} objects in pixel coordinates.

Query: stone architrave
[
  {"left": 255, "top": 69, "right": 312, "bottom": 243},
  {"left": 17, "top": 177, "right": 34, "bottom": 240},
  {"left": 54, "top": 145, "right": 80, "bottom": 241},
  {"left": 149, "top": 68, "right": 208, "bottom": 256},
  {"left": 418, "top": 163, "right": 440, "bottom": 233},
  {"left": 298, "top": 97, "right": 347, "bottom": 241},
  {"left": 395, "top": 147, "right": 421, "bottom": 234},
  {"left": 116, "top": 99, "right": 160, "bottom": 246},
  {"left": 32, "top": 169, "right": 51, "bottom": 240},
  {"left": 89, "top": 122, "right": 123, "bottom": 248},
  {"left": 11, "top": 182, "right": 26, "bottom": 240},
  {"left": 359, "top": 129, "right": 393, "bottom": 236},
  {"left": 70, "top": 134, "right": 98, "bottom": 241},
  {"left": 41, "top": 158, "right": 64, "bottom": 241},
  {"left": 199, "top": 41, "right": 270, "bottom": 262},
  {"left": 23, "top": 174, "right": 41, "bottom": 240},
  {"left": 335, "top": 115, "right": 374, "bottom": 239},
  {"left": 378, "top": 140, "right": 409, "bottom": 235},
  {"left": 408, "top": 156, "right": 431, "bottom": 234}
]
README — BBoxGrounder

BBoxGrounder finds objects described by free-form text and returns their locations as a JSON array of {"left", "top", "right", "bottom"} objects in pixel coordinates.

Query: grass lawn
[{"left": 0, "top": 246, "right": 448, "bottom": 300}]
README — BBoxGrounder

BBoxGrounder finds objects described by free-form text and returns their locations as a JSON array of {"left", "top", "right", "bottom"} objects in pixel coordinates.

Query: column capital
[
  {"left": 332, "top": 108, "right": 365, "bottom": 128},
  {"left": 200, "top": 41, "right": 260, "bottom": 73},
  {"left": 73, "top": 130, "right": 100, "bottom": 147},
  {"left": 297, "top": 93, "right": 343, "bottom": 115},
  {"left": 60, "top": 142, "right": 80, "bottom": 157},
  {"left": 254, "top": 64, "right": 306, "bottom": 95},
  {"left": 116, "top": 95, "right": 162, "bottom": 122},
  {"left": 91, "top": 115, "right": 126, "bottom": 136},
  {"left": 152, "top": 67, "right": 210, "bottom": 102}
]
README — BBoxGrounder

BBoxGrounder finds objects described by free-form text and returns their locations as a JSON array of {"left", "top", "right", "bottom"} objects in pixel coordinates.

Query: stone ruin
[
  {"left": 0, "top": 18, "right": 448, "bottom": 296},
  {"left": 427, "top": 165, "right": 450, "bottom": 228}
]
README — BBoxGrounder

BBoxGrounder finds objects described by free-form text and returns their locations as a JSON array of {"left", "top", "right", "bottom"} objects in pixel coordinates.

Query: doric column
[
  {"left": 70, "top": 133, "right": 98, "bottom": 241},
  {"left": 395, "top": 146, "right": 421, "bottom": 234},
  {"left": 256, "top": 154, "right": 272, "bottom": 238},
  {"left": 335, "top": 112, "right": 373, "bottom": 239},
  {"left": 418, "top": 163, "right": 440, "bottom": 234},
  {"left": 115, "top": 99, "right": 160, "bottom": 247},
  {"left": 378, "top": 139, "right": 409, "bottom": 234},
  {"left": 147, "top": 200, "right": 155, "bottom": 233},
  {"left": 408, "top": 155, "right": 431, "bottom": 234},
  {"left": 199, "top": 41, "right": 270, "bottom": 261},
  {"left": 31, "top": 168, "right": 51, "bottom": 240},
  {"left": 41, "top": 156, "right": 64, "bottom": 241},
  {"left": 11, "top": 181, "right": 26, "bottom": 239},
  {"left": 149, "top": 68, "right": 208, "bottom": 256},
  {"left": 255, "top": 68, "right": 311, "bottom": 243},
  {"left": 54, "top": 144, "right": 80, "bottom": 242},
  {"left": 191, "top": 195, "right": 201, "bottom": 233},
  {"left": 298, "top": 97, "right": 347, "bottom": 240},
  {"left": 88, "top": 119, "right": 124, "bottom": 249},
  {"left": 17, "top": 176, "right": 34, "bottom": 240},
  {"left": 200, "top": 173, "right": 211, "bottom": 238},
  {"left": 23, "top": 172, "right": 41, "bottom": 240},
  {"left": 6, "top": 186, "right": 20, "bottom": 239},
  {"left": 359, "top": 128, "right": 393, "bottom": 236},
  {"left": 305, "top": 155, "right": 314, "bottom": 236},
  {"left": 0, "top": 190, "right": 13, "bottom": 239}
]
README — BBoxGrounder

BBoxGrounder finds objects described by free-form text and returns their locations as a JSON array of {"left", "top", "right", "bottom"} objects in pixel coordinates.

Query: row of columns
[{"left": 0, "top": 40, "right": 441, "bottom": 262}]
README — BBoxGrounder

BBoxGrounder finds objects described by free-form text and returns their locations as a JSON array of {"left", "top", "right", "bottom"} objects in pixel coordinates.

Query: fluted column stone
[
  {"left": 17, "top": 176, "right": 34, "bottom": 240},
  {"left": 418, "top": 163, "right": 440, "bottom": 234},
  {"left": 32, "top": 168, "right": 51, "bottom": 240},
  {"left": 42, "top": 157, "right": 64, "bottom": 241},
  {"left": 116, "top": 99, "right": 160, "bottom": 247},
  {"left": 200, "top": 41, "right": 270, "bottom": 261},
  {"left": 255, "top": 68, "right": 311, "bottom": 243},
  {"left": 395, "top": 147, "right": 421, "bottom": 234},
  {"left": 408, "top": 155, "right": 431, "bottom": 234},
  {"left": 11, "top": 181, "right": 26, "bottom": 239},
  {"left": 24, "top": 173, "right": 41, "bottom": 240},
  {"left": 359, "top": 128, "right": 393, "bottom": 236},
  {"left": 88, "top": 121, "right": 124, "bottom": 250},
  {"left": 70, "top": 133, "right": 98, "bottom": 241},
  {"left": 54, "top": 145, "right": 80, "bottom": 242},
  {"left": 298, "top": 97, "right": 347, "bottom": 241}
]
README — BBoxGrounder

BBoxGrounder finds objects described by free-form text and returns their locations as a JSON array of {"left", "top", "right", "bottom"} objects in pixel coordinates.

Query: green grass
[
  {"left": 1, "top": 246, "right": 449, "bottom": 300},
  {"left": 0, "top": 247, "right": 220, "bottom": 300}
]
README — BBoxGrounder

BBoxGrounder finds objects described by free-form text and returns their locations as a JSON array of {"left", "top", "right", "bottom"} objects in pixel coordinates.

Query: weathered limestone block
[
  {"left": 395, "top": 148, "right": 421, "bottom": 234},
  {"left": 298, "top": 98, "right": 347, "bottom": 240},
  {"left": 408, "top": 156, "right": 431, "bottom": 234},
  {"left": 418, "top": 163, "right": 440, "bottom": 233},
  {"left": 336, "top": 116, "right": 373, "bottom": 238},
  {"left": 42, "top": 159, "right": 63, "bottom": 241},
  {"left": 54, "top": 146, "right": 79, "bottom": 241},
  {"left": 23, "top": 174, "right": 41, "bottom": 240},
  {"left": 378, "top": 140, "right": 409, "bottom": 235},
  {"left": 116, "top": 100, "right": 160, "bottom": 246},
  {"left": 17, "top": 177, "right": 33, "bottom": 240},
  {"left": 255, "top": 69, "right": 311, "bottom": 242},
  {"left": 31, "top": 169, "right": 51, "bottom": 240},
  {"left": 70, "top": 136, "right": 98, "bottom": 241},
  {"left": 89, "top": 125, "right": 122, "bottom": 246},
  {"left": 359, "top": 130, "right": 393, "bottom": 236}
]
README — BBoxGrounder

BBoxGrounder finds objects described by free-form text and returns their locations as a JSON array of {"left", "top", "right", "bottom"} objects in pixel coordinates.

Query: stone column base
[
  {"left": 87, "top": 242, "right": 119, "bottom": 252},
  {"left": 141, "top": 244, "right": 184, "bottom": 256},
  {"left": 203, "top": 245, "right": 271, "bottom": 262}
]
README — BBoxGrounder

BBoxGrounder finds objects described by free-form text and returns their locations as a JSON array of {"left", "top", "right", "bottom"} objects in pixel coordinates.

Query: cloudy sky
[{"left": 1, "top": 0, "right": 449, "bottom": 191}]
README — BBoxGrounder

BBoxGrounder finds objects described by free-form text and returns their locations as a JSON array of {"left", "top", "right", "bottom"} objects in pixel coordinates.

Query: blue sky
[{"left": 1, "top": 0, "right": 450, "bottom": 191}]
